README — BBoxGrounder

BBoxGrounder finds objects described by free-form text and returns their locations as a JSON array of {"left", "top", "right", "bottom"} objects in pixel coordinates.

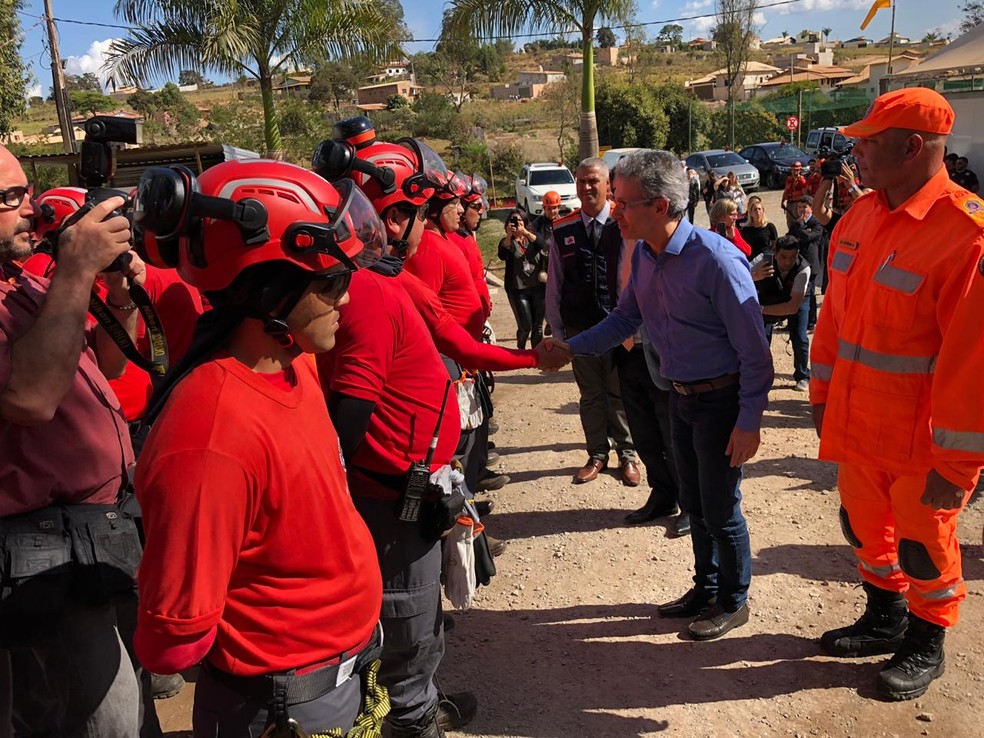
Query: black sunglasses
[
  {"left": 309, "top": 269, "right": 353, "bottom": 302},
  {"left": 1, "top": 184, "right": 33, "bottom": 209}
]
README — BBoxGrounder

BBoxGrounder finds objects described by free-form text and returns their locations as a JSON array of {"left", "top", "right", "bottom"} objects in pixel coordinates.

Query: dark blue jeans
[
  {"left": 764, "top": 282, "right": 812, "bottom": 382},
  {"left": 669, "top": 385, "right": 752, "bottom": 612}
]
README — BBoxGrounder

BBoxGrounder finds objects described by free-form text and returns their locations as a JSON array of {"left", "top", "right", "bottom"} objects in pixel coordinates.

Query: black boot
[
  {"left": 820, "top": 582, "right": 908, "bottom": 657},
  {"left": 389, "top": 703, "right": 446, "bottom": 738},
  {"left": 877, "top": 614, "right": 946, "bottom": 701}
]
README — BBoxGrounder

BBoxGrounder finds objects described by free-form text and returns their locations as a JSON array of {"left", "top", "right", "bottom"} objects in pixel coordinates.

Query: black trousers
[
  {"left": 614, "top": 346, "right": 680, "bottom": 505},
  {"left": 506, "top": 288, "right": 545, "bottom": 350}
]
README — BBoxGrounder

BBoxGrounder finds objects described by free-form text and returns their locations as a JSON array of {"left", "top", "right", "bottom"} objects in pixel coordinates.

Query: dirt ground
[{"left": 157, "top": 188, "right": 984, "bottom": 737}]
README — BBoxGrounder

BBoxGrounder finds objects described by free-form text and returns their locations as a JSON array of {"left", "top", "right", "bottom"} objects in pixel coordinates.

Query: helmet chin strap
[
  {"left": 389, "top": 214, "right": 417, "bottom": 259},
  {"left": 254, "top": 274, "right": 311, "bottom": 349}
]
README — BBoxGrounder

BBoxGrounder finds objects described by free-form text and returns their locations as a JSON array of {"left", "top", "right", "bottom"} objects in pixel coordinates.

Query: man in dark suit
[{"left": 545, "top": 158, "right": 638, "bottom": 485}]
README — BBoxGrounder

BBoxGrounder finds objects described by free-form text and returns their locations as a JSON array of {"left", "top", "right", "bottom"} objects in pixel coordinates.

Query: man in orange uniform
[{"left": 810, "top": 88, "right": 984, "bottom": 701}]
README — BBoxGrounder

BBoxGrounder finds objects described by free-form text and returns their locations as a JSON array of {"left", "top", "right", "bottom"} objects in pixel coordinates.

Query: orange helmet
[
  {"left": 542, "top": 190, "right": 562, "bottom": 207},
  {"left": 133, "top": 160, "right": 383, "bottom": 293}
]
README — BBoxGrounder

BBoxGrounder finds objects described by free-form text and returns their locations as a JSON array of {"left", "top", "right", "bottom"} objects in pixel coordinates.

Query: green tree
[
  {"left": 597, "top": 26, "right": 617, "bottom": 48},
  {"left": 542, "top": 75, "right": 580, "bottom": 160},
  {"left": 656, "top": 23, "right": 684, "bottom": 46},
  {"left": 411, "top": 92, "right": 456, "bottom": 137},
  {"left": 63, "top": 73, "right": 103, "bottom": 93},
  {"left": 707, "top": 104, "right": 784, "bottom": 150},
  {"left": 178, "top": 69, "right": 210, "bottom": 87},
  {"left": 107, "top": 0, "right": 400, "bottom": 159},
  {"left": 595, "top": 81, "right": 669, "bottom": 150},
  {"left": 441, "top": 0, "right": 638, "bottom": 160},
  {"left": 821, "top": 26, "right": 832, "bottom": 44},
  {"left": 309, "top": 60, "right": 362, "bottom": 111},
  {"left": 0, "top": 0, "right": 29, "bottom": 136},
  {"left": 960, "top": 2, "right": 984, "bottom": 32},
  {"left": 652, "top": 83, "right": 710, "bottom": 154},
  {"left": 68, "top": 90, "right": 117, "bottom": 115}
]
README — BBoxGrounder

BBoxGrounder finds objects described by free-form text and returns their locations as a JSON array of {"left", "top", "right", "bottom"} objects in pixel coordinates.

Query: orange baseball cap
[
  {"left": 542, "top": 190, "right": 562, "bottom": 206},
  {"left": 840, "top": 87, "right": 954, "bottom": 138}
]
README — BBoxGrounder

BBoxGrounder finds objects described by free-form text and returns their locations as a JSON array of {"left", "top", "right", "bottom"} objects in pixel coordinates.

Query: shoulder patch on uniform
[
  {"left": 959, "top": 195, "right": 984, "bottom": 225},
  {"left": 553, "top": 212, "right": 581, "bottom": 227},
  {"left": 978, "top": 254, "right": 984, "bottom": 278}
]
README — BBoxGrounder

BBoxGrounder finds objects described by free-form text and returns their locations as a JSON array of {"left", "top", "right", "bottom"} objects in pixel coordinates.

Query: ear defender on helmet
[
  {"left": 133, "top": 164, "right": 269, "bottom": 270},
  {"left": 33, "top": 187, "right": 87, "bottom": 241}
]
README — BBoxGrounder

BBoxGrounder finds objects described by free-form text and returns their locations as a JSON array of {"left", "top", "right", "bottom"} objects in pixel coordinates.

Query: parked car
[
  {"left": 684, "top": 150, "right": 760, "bottom": 192},
  {"left": 601, "top": 147, "right": 642, "bottom": 172},
  {"left": 515, "top": 162, "right": 580, "bottom": 215},
  {"left": 803, "top": 127, "right": 856, "bottom": 156},
  {"left": 739, "top": 142, "right": 812, "bottom": 190}
]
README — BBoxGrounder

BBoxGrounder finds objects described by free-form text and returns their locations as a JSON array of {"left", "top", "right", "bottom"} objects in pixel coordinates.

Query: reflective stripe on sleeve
[
  {"left": 921, "top": 582, "right": 961, "bottom": 601},
  {"left": 838, "top": 339, "right": 937, "bottom": 375},
  {"left": 860, "top": 560, "right": 902, "bottom": 577},
  {"left": 812, "top": 362, "right": 834, "bottom": 382},
  {"left": 831, "top": 250, "right": 856, "bottom": 273},
  {"left": 933, "top": 428, "right": 984, "bottom": 453},
  {"left": 874, "top": 263, "right": 925, "bottom": 294}
]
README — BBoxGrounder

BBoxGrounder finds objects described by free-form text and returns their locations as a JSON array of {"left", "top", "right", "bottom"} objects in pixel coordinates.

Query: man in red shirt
[
  {"left": 781, "top": 162, "right": 808, "bottom": 231},
  {"left": 133, "top": 160, "right": 385, "bottom": 737},
  {"left": 404, "top": 173, "right": 486, "bottom": 339},
  {"left": 1, "top": 145, "right": 144, "bottom": 737}
]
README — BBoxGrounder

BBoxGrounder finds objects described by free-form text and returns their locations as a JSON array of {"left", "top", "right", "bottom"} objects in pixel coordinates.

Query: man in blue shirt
[{"left": 554, "top": 149, "right": 773, "bottom": 640}]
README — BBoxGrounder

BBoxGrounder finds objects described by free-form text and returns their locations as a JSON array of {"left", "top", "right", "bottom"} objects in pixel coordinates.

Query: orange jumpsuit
[{"left": 810, "top": 167, "right": 984, "bottom": 627}]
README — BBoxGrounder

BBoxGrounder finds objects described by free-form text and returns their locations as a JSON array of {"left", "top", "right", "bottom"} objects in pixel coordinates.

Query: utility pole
[
  {"left": 796, "top": 88, "right": 803, "bottom": 148},
  {"left": 43, "top": 0, "right": 75, "bottom": 154}
]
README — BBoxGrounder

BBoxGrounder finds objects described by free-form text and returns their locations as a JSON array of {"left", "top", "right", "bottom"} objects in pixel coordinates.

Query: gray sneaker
[{"left": 795, "top": 379, "right": 810, "bottom": 392}]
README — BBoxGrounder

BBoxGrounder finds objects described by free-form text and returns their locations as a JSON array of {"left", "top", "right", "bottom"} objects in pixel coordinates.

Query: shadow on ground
[{"left": 439, "top": 603, "right": 869, "bottom": 737}]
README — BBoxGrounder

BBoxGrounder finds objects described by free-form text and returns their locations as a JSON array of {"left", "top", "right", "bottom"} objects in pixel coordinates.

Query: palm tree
[
  {"left": 821, "top": 26, "right": 832, "bottom": 45},
  {"left": 441, "top": 0, "right": 636, "bottom": 160},
  {"left": 105, "top": 0, "right": 399, "bottom": 159}
]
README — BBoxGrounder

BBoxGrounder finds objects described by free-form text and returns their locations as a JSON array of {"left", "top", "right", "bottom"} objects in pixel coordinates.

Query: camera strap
[{"left": 88, "top": 283, "right": 170, "bottom": 377}]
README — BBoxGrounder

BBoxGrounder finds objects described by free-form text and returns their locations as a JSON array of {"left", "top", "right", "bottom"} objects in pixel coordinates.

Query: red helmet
[
  {"left": 313, "top": 135, "right": 453, "bottom": 215},
  {"left": 457, "top": 173, "right": 490, "bottom": 213},
  {"left": 33, "top": 187, "right": 87, "bottom": 240},
  {"left": 134, "top": 160, "right": 384, "bottom": 293}
]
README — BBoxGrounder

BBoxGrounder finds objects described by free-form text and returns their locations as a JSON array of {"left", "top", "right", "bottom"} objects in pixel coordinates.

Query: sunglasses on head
[
  {"left": 1, "top": 184, "right": 34, "bottom": 209},
  {"left": 308, "top": 269, "right": 353, "bottom": 302}
]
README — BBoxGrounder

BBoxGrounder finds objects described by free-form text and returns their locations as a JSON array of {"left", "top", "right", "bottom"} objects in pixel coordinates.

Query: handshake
[{"left": 534, "top": 337, "right": 573, "bottom": 372}]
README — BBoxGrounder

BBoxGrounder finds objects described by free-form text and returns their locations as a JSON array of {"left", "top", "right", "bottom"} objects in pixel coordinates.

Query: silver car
[{"left": 685, "top": 149, "right": 760, "bottom": 192}]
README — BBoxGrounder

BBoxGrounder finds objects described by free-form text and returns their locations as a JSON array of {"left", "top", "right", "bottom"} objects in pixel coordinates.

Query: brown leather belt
[{"left": 671, "top": 373, "right": 740, "bottom": 397}]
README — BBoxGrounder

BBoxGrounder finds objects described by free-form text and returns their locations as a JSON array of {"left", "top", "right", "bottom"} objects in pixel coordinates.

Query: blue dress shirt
[{"left": 567, "top": 218, "right": 774, "bottom": 432}]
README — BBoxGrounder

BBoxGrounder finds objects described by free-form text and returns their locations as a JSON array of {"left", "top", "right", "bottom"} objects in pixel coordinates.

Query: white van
[{"left": 601, "top": 147, "right": 642, "bottom": 172}]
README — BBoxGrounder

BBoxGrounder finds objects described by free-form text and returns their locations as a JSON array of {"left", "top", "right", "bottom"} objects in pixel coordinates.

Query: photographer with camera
[
  {"left": 0, "top": 144, "right": 145, "bottom": 736},
  {"left": 780, "top": 162, "right": 809, "bottom": 231},
  {"left": 498, "top": 208, "right": 547, "bottom": 350}
]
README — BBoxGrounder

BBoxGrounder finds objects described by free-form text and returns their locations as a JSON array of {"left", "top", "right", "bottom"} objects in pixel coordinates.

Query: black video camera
[
  {"left": 40, "top": 116, "right": 141, "bottom": 271},
  {"left": 819, "top": 142, "right": 856, "bottom": 180}
]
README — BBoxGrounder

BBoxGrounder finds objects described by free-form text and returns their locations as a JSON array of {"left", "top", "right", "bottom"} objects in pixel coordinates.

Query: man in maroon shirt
[{"left": 0, "top": 144, "right": 144, "bottom": 736}]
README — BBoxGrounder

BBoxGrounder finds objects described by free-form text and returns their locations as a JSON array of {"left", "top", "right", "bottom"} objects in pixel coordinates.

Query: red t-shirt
[
  {"left": 134, "top": 355, "right": 381, "bottom": 676},
  {"left": 404, "top": 229, "right": 485, "bottom": 339},
  {"left": 317, "top": 270, "right": 460, "bottom": 495},
  {"left": 109, "top": 266, "right": 206, "bottom": 420},
  {"left": 395, "top": 269, "right": 536, "bottom": 371},
  {"left": 0, "top": 264, "right": 132, "bottom": 517},
  {"left": 448, "top": 231, "right": 491, "bottom": 318}
]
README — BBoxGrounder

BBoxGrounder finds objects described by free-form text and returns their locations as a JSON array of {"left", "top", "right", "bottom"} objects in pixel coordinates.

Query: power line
[{"left": 19, "top": 0, "right": 808, "bottom": 44}]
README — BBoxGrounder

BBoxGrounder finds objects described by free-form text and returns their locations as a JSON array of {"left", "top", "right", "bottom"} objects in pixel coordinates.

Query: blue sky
[{"left": 18, "top": 0, "right": 966, "bottom": 97}]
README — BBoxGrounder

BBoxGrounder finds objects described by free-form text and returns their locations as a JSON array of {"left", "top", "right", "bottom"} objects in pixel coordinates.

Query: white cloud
[
  {"left": 25, "top": 84, "right": 42, "bottom": 101},
  {"left": 773, "top": 0, "right": 869, "bottom": 15},
  {"left": 651, "top": 0, "right": 662, "bottom": 8},
  {"left": 684, "top": 0, "right": 714, "bottom": 10},
  {"left": 63, "top": 38, "right": 121, "bottom": 90},
  {"left": 690, "top": 15, "right": 717, "bottom": 34}
]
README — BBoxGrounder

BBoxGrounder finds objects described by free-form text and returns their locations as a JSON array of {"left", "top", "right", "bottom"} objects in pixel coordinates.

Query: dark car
[{"left": 738, "top": 143, "right": 813, "bottom": 190}]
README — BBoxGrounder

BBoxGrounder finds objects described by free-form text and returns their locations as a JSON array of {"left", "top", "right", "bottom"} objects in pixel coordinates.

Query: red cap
[
  {"left": 841, "top": 88, "right": 954, "bottom": 138},
  {"left": 542, "top": 190, "right": 561, "bottom": 206}
]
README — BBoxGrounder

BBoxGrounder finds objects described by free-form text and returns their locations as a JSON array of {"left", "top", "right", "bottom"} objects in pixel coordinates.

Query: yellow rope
[{"left": 310, "top": 660, "right": 390, "bottom": 738}]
